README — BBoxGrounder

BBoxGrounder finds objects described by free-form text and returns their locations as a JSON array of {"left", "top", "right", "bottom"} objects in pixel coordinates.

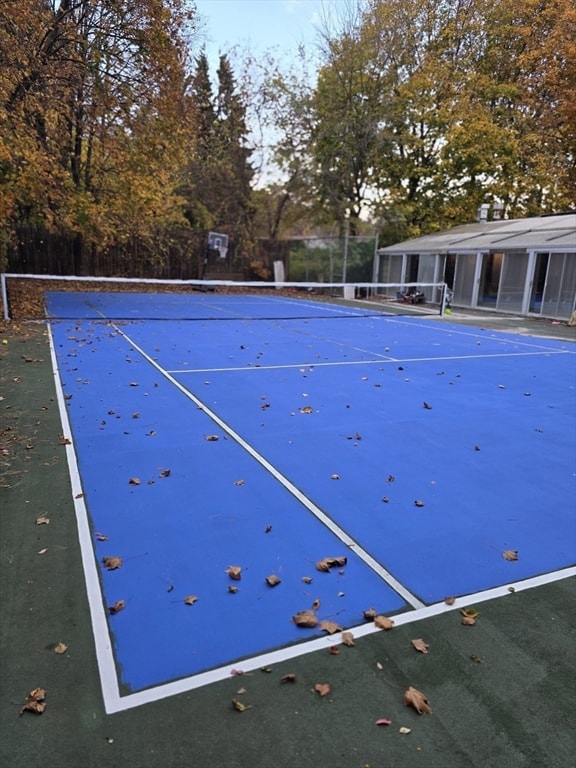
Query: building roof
[{"left": 377, "top": 213, "right": 576, "bottom": 255}]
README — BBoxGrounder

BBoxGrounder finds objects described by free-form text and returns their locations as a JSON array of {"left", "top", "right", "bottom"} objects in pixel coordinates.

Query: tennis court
[{"left": 41, "top": 289, "right": 575, "bottom": 713}]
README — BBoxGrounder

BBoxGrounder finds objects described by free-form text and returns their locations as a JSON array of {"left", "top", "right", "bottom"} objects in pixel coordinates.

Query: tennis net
[{"left": 1, "top": 274, "right": 448, "bottom": 321}]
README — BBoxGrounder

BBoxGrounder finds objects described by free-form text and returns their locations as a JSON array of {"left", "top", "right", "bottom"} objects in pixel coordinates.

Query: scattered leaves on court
[
  {"left": 316, "top": 556, "right": 347, "bottom": 572},
  {"left": 314, "top": 683, "right": 331, "bottom": 697},
  {"left": 102, "top": 556, "right": 122, "bottom": 570},
  {"left": 342, "top": 632, "right": 355, "bottom": 647},
  {"left": 403, "top": 686, "right": 431, "bottom": 714},
  {"left": 20, "top": 688, "right": 46, "bottom": 716},
  {"left": 503, "top": 549, "right": 519, "bottom": 561},
  {"left": 265, "top": 574, "right": 281, "bottom": 587},
  {"left": 108, "top": 600, "right": 125, "bottom": 614},
  {"left": 128, "top": 477, "right": 141, "bottom": 485},
  {"left": 411, "top": 638, "right": 429, "bottom": 654},
  {"left": 374, "top": 615, "right": 395, "bottom": 630},
  {"left": 226, "top": 565, "right": 242, "bottom": 581},
  {"left": 184, "top": 595, "right": 198, "bottom": 605},
  {"left": 460, "top": 607, "right": 478, "bottom": 626},
  {"left": 35, "top": 516, "right": 50, "bottom": 525},
  {"left": 364, "top": 607, "right": 377, "bottom": 619}
]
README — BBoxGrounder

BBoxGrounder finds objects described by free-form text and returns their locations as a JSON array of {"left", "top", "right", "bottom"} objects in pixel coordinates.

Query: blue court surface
[{"left": 46, "top": 291, "right": 576, "bottom": 709}]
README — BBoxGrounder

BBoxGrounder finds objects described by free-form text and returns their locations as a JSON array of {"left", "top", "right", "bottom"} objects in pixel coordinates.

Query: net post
[
  {"left": 439, "top": 283, "right": 447, "bottom": 316},
  {"left": 1, "top": 273, "right": 9, "bottom": 321}
]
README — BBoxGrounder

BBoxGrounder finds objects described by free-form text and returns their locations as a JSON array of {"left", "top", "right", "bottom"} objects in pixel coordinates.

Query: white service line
[
  {"left": 106, "top": 565, "right": 576, "bottom": 713},
  {"left": 167, "top": 348, "right": 569, "bottom": 375}
]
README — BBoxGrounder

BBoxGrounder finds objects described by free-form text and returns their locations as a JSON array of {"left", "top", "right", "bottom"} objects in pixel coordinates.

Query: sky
[{"left": 194, "top": 0, "right": 329, "bottom": 66}]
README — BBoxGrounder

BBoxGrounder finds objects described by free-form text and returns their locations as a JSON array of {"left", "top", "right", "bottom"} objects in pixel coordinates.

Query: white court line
[
  {"left": 167, "top": 348, "right": 569, "bottom": 375},
  {"left": 47, "top": 323, "right": 121, "bottom": 708},
  {"left": 106, "top": 565, "right": 576, "bottom": 713}
]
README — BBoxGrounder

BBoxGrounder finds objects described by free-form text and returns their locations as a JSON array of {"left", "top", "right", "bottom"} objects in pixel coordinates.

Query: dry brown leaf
[
  {"left": 311, "top": 598, "right": 321, "bottom": 611},
  {"left": 403, "top": 686, "right": 432, "bottom": 714},
  {"left": 265, "top": 574, "right": 281, "bottom": 587},
  {"left": 374, "top": 615, "right": 395, "bottom": 630},
  {"left": 234, "top": 479, "right": 245, "bottom": 486},
  {"left": 232, "top": 699, "right": 251, "bottom": 712},
  {"left": 292, "top": 610, "right": 318, "bottom": 628},
  {"left": 460, "top": 607, "right": 479, "bottom": 619},
  {"left": 59, "top": 436, "right": 72, "bottom": 445},
  {"left": 95, "top": 532, "right": 109, "bottom": 542},
  {"left": 184, "top": 595, "right": 198, "bottom": 605},
  {"left": 108, "top": 600, "right": 125, "bottom": 614},
  {"left": 503, "top": 549, "right": 519, "bottom": 561},
  {"left": 341, "top": 632, "right": 355, "bottom": 647},
  {"left": 54, "top": 642, "right": 68, "bottom": 654},
  {"left": 461, "top": 616, "right": 476, "bottom": 626},
  {"left": 328, "top": 646, "right": 340, "bottom": 655},
  {"left": 363, "top": 607, "right": 377, "bottom": 619},
  {"left": 315, "top": 556, "right": 347, "bottom": 572},
  {"left": 300, "top": 406, "right": 314, "bottom": 414},
  {"left": 302, "top": 576, "right": 313, "bottom": 584},
  {"left": 314, "top": 683, "right": 331, "bottom": 697},
  {"left": 280, "top": 673, "right": 296, "bottom": 683},
  {"left": 102, "top": 556, "right": 122, "bottom": 570},
  {"left": 159, "top": 469, "right": 171, "bottom": 478},
  {"left": 411, "top": 638, "right": 429, "bottom": 654},
  {"left": 444, "top": 596, "right": 456, "bottom": 605},
  {"left": 414, "top": 499, "right": 425, "bottom": 507},
  {"left": 20, "top": 688, "right": 46, "bottom": 716},
  {"left": 228, "top": 585, "right": 239, "bottom": 594},
  {"left": 319, "top": 620, "right": 342, "bottom": 635},
  {"left": 205, "top": 434, "right": 219, "bottom": 441},
  {"left": 128, "top": 477, "right": 141, "bottom": 485},
  {"left": 226, "top": 565, "right": 242, "bottom": 581},
  {"left": 35, "top": 516, "right": 50, "bottom": 525},
  {"left": 399, "top": 726, "right": 411, "bottom": 734}
]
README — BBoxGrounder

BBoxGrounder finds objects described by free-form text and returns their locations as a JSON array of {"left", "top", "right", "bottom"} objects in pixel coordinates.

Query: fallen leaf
[
  {"left": 234, "top": 479, "right": 245, "bottom": 486},
  {"left": 376, "top": 662, "right": 383, "bottom": 670},
  {"left": 460, "top": 607, "right": 479, "bottom": 619},
  {"left": 376, "top": 718, "right": 392, "bottom": 726},
  {"left": 261, "top": 667, "right": 273, "bottom": 673},
  {"left": 292, "top": 610, "right": 318, "bottom": 628},
  {"left": 128, "top": 477, "right": 141, "bottom": 485},
  {"left": 301, "top": 576, "right": 313, "bottom": 584},
  {"left": 37, "top": 548, "right": 48, "bottom": 555},
  {"left": 20, "top": 688, "right": 47, "bottom": 715},
  {"left": 330, "top": 473, "right": 340, "bottom": 480},
  {"left": 184, "top": 595, "right": 198, "bottom": 605},
  {"left": 470, "top": 654, "right": 483, "bottom": 663},
  {"left": 319, "top": 620, "right": 342, "bottom": 635},
  {"left": 314, "top": 683, "right": 331, "bottom": 697},
  {"left": 102, "top": 556, "right": 122, "bottom": 570},
  {"left": 411, "top": 638, "right": 429, "bottom": 654},
  {"left": 423, "top": 401, "right": 432, "bottom": 409},
  {"left": 95, "top": 532, "right": 109, "bottom": 542},
  {"left": 461, "top": 616, "right": 476, "bottom": 626},
  {"left": 328, "top": 646, "right": 340, "bottom": 655},
  {"left": 226, "top": 565, "right": 242, "bottom": 581},
  {"left": 236, "top": 687, "right": 247, "bottom": 695},
  {"left": 205, "top": 435, "right": 219, "bottom": 441},
  {"left": 132, "top": 412, "right": 140, "bottom": 418},
  {"left": 444, "top": 596, "right": 456, "bottom": 605},
  {"left": 414, "top": 499, "right": 425, "bottom": 507},
  {"left": 341, "top": 632, "right": 355, "bottom": 647},
  {"left": 280, "top": 673, "right": 296, "bottom": 683},
  {"left": 108, "top": 600, "right": 125, "bottom": 614},
  {"left": 265, "top": 574, "right": 281, "bottom": 587},
  {"left": 159, "top": 469, "right": 171, "bottom": 478},
  {"left": 364, "top": 607, "right": 377, "bottom": 619},
  {"left": 265, "top": 525, "right": 272, "bottom": 532},
  {"left": 508, "top": 586, "right": 516, "bottom": 593},
  {"left": 387, "top": 475, "right": 395, "bottom": 482},
  {"left": 403, "top": 686, "right": 432, "bottom": 714},
  {"left": 300, "top": 406, "right": 314, "bottom": 414},
  {"left": 35, "top": 517, "right": 50, "bottom": 525},
  {"left": 503, "top": 549, "right": 519, "bottom": 561},
  {"left": 54, "top": 642, "right": 68, "bottom": 654},
  {"left": 316, "top": 556, "right": 347, "bottom": 572},
  {"left": 399, "top": 726, "right": 411, "bottom": 734},
  {"left": 59, "top": 436, "right": 71, "bottom": 445},
  {"left": 374, "top": 615, "right": 395, "bottom": 630},
  {"left": 312, "top": 598, "right": 321, "bottom": 611},
  {"left": 232, "top": 699, "right": 251, "bottom": 712},
  {"left": 129, "top": 382, "right": 139, "bottom": 387},
  {"left": 228, "top": 586, "right": 239, "bottom": 594}
]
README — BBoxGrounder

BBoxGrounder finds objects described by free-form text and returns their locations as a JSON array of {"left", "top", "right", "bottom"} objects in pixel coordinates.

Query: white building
[{"left": 375, "top": 213, "right": 576, "bottom": 320}]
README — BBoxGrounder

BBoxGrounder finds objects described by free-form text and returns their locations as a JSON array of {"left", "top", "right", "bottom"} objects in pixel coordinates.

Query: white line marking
[
  {"left": 166, "top": 348, "right": 569, "bottom": 375},
  {"left": 47, "top": 323, "right": 120, "bottom": 707},
  {"left": 106, "top": 565, "right": 576, "bottom": 713}
]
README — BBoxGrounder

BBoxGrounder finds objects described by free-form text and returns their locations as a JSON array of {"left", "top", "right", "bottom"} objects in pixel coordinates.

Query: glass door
[{"left": 496, "top": 253, "right": 529, "bottom": 313}]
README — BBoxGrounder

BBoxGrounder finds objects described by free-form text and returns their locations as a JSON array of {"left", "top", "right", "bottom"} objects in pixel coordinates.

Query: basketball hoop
[{"left": 208, "top": 231, "right": 229, "bottom": 260}]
